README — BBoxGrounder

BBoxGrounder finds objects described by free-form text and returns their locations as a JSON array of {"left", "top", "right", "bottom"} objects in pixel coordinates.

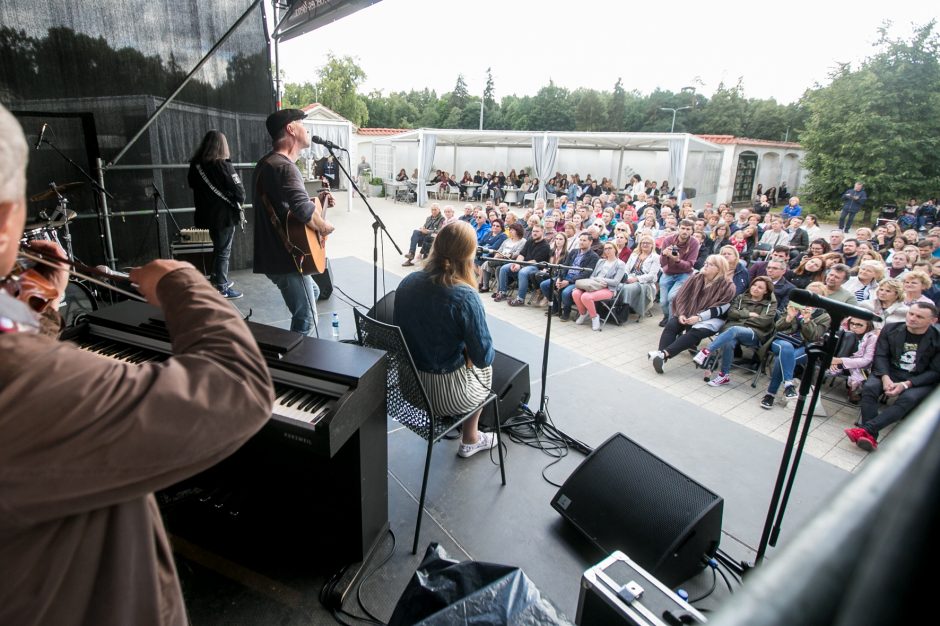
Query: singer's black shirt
[{"left": 252, "top": 152, "right": 315, "bottom": 275}]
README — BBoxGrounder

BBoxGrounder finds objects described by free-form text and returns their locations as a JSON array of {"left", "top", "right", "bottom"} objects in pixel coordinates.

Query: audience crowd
[{"left": 401, "top": 176, "right": 940, "bottom": 454}]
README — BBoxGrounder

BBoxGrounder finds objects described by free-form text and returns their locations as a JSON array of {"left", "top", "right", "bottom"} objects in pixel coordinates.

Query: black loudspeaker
[
  {"left": 479, "top": 350, "right": 530, "bottom": 429},
  {"left": 312, "top": 258, "right": 333, "bottom": 301},
  {"left": 551, "top": 433, "right": 723, "bottom": 587}
]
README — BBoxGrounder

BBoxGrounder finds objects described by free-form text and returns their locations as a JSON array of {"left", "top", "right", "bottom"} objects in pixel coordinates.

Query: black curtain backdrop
[{"left": 0, "top": 0, "right": 274, "bottom": 268}]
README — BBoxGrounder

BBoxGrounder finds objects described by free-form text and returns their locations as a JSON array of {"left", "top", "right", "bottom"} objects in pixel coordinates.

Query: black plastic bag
[{"left": 388, "top": 543, "right": 570, "bottom": 626}]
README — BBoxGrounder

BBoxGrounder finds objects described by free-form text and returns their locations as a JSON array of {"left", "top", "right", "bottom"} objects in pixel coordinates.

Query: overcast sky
[{"left": 278, "top": 0, "right": 938, "bottom": 106}]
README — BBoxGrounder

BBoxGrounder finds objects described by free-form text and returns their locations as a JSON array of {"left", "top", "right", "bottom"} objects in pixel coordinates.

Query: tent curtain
[
  {"left": 302, "top": 123, "right": 351, "bottom": 186},
  {"left": 531, "top": 134, "right": 559, "bottom": 202},
  {"left": 417, "top": 133, "right": 437, "bottom": 206},
  {"left": 668, "top": 138, "right": 687, "bottom": 196}
]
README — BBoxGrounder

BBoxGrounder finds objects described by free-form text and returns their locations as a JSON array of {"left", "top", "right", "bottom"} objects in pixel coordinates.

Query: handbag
[
  {"left": 575, "top": 277, "right": 606, "bottom": 292},
  {"left": 773, "top": 331, "right": 805, "bottom": 348}
]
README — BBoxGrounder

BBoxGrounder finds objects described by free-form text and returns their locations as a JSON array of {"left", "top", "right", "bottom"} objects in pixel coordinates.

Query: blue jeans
[
  {"left": 267, "top": 272, "right": 320, "bottom": 334},
  {"left": 540, "top": 279, "right": 577, "bottom": 312},
  {"left": 768, "top": 340, "right": 806, "bottom": 394},
  {"left": 498, "top": 263, "right": 538, "bottom": 299},
  {"left": 208, "top": 224, "right": 235, "bottom": 288},
  {"left": 659, "top": 272, "right": 690, "bottom": 317},
  {"left": 708, "top": 326, "right": 761, "bottom": 374},
  {"left": 409, "top": 230, "right": 432, "bottom": 255}
]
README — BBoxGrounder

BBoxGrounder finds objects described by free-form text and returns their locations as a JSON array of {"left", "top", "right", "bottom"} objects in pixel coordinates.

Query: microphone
[
  {"left": 311, "top": 135, "right": 347, "bottom": 151},
  {"left": 788, "top": 288, "right": 881, "bottom": 323},
  {"left": 35, "top": 123, "right": 47, "bottom": 149}
]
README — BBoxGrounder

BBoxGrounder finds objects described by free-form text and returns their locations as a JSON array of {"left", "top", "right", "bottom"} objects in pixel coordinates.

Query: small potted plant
[{"left": 369, "top": 176, "right": 384, "bottom": 197}]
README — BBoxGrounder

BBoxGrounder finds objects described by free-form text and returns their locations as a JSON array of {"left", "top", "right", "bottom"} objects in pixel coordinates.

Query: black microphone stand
[
  {"left": 752, "top": 309, "right": 847, "bottom": 565},
  {"left": 147, "top": 182, "right": 183, "bottom": 260},
  {"left": 480, "top": 256, "right": 593, "bottom": 455},
  {"left": 322, "top": 144, "right": 402, "bottom": 308}
]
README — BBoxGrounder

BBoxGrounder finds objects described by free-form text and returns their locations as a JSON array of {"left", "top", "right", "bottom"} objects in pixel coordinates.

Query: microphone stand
[
  {"left": 480, "top": 256, "right": 593, "bottom": 455},
  {"left": 753, "top": 309, "right": 847, "bottom": 565},
  {"left": 147, "top": 182, "right": 183, "bottom": 260},
  {"left": 323, "top": 143, "right": 402, "bottom": 308}
]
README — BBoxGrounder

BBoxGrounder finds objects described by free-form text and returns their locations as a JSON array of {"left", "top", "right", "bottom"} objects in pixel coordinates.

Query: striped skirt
[{"left": 418, "top": 365, "right": 492, "bottom": 416}]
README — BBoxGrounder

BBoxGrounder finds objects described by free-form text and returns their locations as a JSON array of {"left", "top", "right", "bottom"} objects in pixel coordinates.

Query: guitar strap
[
  {"left": 253, "top": 158, "right": 308, "bottom": 275},
  {"left": 196, "top": 163, "right": 247, "bottom": 231}
]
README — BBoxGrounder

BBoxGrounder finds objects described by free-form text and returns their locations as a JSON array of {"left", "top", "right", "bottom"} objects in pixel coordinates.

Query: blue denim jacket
[{"left": 394, "top": 271, "right": 495, "bottom": 374}]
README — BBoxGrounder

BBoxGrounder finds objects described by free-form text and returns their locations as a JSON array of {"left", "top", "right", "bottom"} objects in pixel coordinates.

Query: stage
[{"left": 163, "top": 256, "right": 850, "bottom": 624}]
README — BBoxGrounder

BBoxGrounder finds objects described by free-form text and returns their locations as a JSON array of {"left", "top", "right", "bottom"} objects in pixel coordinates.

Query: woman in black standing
[{"left": 188, "top": 130, "right": 245, "bottom": 298}]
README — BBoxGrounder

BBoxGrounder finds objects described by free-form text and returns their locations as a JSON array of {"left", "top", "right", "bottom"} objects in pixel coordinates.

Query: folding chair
[
  {"left": 595, "top": 282, "right": 630, "bottom": 328},
  {"left": 354, "top": 310, "right": 506, "bottom": 554}
]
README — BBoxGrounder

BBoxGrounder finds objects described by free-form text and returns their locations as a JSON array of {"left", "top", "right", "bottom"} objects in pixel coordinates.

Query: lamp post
[{"left": 659, "top": 106, "right": 691, "bottom": 133}]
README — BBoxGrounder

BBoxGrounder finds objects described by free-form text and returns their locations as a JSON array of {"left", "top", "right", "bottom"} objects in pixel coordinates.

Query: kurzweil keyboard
[{"left": 64, "top": 300, "right": 389, "bottom": 570}]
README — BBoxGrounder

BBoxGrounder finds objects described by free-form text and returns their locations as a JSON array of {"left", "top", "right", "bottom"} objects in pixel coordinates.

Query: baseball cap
[{"left": 265, "top": 108, "right": 306, "bottom": 139}]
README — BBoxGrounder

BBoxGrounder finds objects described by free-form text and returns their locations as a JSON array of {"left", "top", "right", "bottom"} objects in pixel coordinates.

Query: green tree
[
  {"left": 450, "top": 74, "right": 469, "bottom": 109},
  {"left": 697, "top": 81, "right": 747, "bottom": 135},
  {"left": 800, "top": 22, "right": 940, "bottom": 220},
  {"left": 282, "top": 80, "right": 317, "bottom": 109},
  {"left": 573, "top": 88, "right": 609, "bottom": 131},
  {"left": 528, "top": 81, "right": 574, "bottom": 131},
  {"left": 608, "top": 78, "right": 627, "bottom": 131},
  {"left": 315, "top": 53, "right": 369, "bottom": 126}
]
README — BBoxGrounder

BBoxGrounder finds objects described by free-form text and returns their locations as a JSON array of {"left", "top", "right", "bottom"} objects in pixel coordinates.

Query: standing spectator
[
  {"left": 658, "top": 219, "right": 700, "bottom": 326},
  {"left": 356, "top": 156, "right": 372, "bottom": 196},
  {"left": 844, "top": 303, "right": 940, "bottom": 451},
  {"left": 839, "top": 182, "right": 867, "bottom": 231}
]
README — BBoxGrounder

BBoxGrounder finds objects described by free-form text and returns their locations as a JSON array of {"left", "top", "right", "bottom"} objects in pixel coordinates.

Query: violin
[
  {"left": 13, "top": 245, "right": 146, "bottom": 306},
  {"left": 1, "top": 260, "right": 60, "bottom": 312}
]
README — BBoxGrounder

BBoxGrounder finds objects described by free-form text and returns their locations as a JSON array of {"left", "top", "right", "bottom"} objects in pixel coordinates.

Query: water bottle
[{"left": 331, "top": 312, "right": 340, "bottom": 340}]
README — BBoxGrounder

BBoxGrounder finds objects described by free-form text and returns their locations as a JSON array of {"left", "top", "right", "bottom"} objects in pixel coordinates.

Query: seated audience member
[
  {"left": 441, "top": 204, "right": 458, "bottom": 226},
  {"left": 692, "top": 232, "right": 709, "bottom": 270},
  {"left": 478, "top": 222, "right": 526, "bottom": 291},
  {"left": 694, "top": 276, "right": 778, "bottom": 385},
  {"left": 844, "top": 302, "right": 940, "bottom": 451},
  {"left": 844, "top": 259, "right": 884, "bottom": 302},
  {"left": 822, "top": 264, "right": 857, "bottom": 304},
  {"left": 658, "top": 219, "right": 700, "bottom": 326},
  {"left": 396, "top": 168, "right": 409, "bottom": 182},
  {"left": 730, "top": 229, "right": 749, "bottom": 256},
  {"left": 861, "top": 278, "right": 908, "bottom": 327},
  {"left": 458, "top": 203, "right": 476, "bottom": 225},
  {"left": 901, "top": 270, "right": 933, "bottom": 306},
  {"left": 786, "top": 216, "right": 809, "bottom": 254},
  {"left": 394, "top": 221, "right": 499, "bottom": 458},
  {"left": 765, "top": 257, "right": 795, "bottom": 311},
  {"left": 802, "top": 214, "right": 823, "bottom": 241},
  {"left": 541, "top": 233, "right": 599, "bottom": 320},
  {"left": 620, "top": 235, "right": 662, "bottom": 322},
  {"left": 478, "top": 218, "right": 507, "bottom": 257},
  {"left": 612, "top": 229, "right": 632, "bottom": 262},
  {"left": 841, "top": 238, "right": 860, "bottom": 268},
  {"left": 829, "top": 229, "right": 845, "bottom": 252},
  {"left": 754, "top": 218, "right": 790, "bottom": 259},
  {"left": 531, "top": 231, "right": 569, "bottom": 306},
  {"left": 495, "top": 224, "right": 551, "bottom": 305},
  {"left": 749, "top": 245, "right": 790, "bottom": 282},
  {"left": 648, "top": 255, "right": 735, "bottom": 373},
  {"left": 730, "top": 208, "right": 751, "bottom": 233},
  {"left": 828, "top": 317, "right": 879, "bottom": 403},
  {"left": 759, "top": 282, "right": 831, "bottom": 409},
  {"left": 782, "top": 196, "right": 802, "bottom": 219},
  {"left": 706, "top": 223, "right": 732, "bottom": 256},
  {"left": 753, "top": 194, "right": 772, "bottom": 215},
  {"left": 403, "top": 203, "right": 445, "bottom": 266},
  {"left": 721, "top": 245, "right": 750, "bottom": 295},
  {"left": 789, "top": 255, "right": 827, "bottom": 290},
  {"left": 571, "top": 242, "right": 627, "bottom": 331},
  {"left": 926, "top": 258, "right": 940, "bottom": 305},
  {"left": 586, "top": 225, "right": 605, "bottom": 256},
  {"left": 739, "top": 225, "right": 761, "bottom": 262}
]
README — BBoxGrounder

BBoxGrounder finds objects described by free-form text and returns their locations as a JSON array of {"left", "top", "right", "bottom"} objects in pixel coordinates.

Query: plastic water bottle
[{"left": 331, "top": 313, "right": 340, "bottom": 340}]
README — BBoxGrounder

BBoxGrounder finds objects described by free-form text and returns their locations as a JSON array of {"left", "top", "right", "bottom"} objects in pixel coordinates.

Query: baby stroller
[{"left": 876, "top": 204, "right": 898, "bottom": 227}]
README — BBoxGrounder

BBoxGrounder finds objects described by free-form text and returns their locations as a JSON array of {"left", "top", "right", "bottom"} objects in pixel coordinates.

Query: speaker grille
[{"left": 552, "top": 433, "right": 723, "bottom": 586}]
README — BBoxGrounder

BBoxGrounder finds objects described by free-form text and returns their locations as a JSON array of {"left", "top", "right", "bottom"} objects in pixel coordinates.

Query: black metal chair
[{"left": 354, "top": 310, "right": 506, "bottom": 554}]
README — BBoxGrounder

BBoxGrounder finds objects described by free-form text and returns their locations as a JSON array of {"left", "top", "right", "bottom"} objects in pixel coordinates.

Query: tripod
[{"left": 482, "top": 256, "right": 593, "bottom": 455}]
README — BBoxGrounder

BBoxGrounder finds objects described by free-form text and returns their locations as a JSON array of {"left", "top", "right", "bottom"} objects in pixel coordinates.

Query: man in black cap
[{"left": 253, "top": 108, "right": 335, "bottom": 334}]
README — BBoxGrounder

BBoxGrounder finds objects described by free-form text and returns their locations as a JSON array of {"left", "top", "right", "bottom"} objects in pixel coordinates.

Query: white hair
[{"left": 0, "top": 104, "right": 28, "bottom": 204}]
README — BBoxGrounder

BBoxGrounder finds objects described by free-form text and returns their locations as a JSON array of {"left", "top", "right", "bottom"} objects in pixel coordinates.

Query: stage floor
[{"left": 167, "top": 256, "right": 849, "bottom": 624}]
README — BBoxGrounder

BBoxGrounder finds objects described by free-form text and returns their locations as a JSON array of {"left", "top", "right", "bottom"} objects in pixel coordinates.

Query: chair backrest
[{"left": 354, "top": 309, "right": 437, "bottom": 440}]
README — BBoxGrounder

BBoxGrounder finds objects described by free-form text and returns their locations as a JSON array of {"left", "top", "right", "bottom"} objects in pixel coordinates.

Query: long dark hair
[{"left": 190, "top": 130, "right": 230, "bottom": 163}]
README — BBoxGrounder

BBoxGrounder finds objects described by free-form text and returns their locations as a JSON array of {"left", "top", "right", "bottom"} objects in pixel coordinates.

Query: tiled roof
[
  {"left": 696, "top": 134, "right": 802, "bottom": 149},
  {"left": 357, "top": 127, "right": 408, "bottom": 136}
]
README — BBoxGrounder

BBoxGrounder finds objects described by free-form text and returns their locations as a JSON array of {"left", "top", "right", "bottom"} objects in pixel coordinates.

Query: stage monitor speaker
[
  {"left": 551, "top": 433, "right": 723, "bottom": 587},
  {"left": 312, "top": 258, "right": 333, "bottom": 301},
  {"left": 479, "top": 350, "right": 530, "bottom": 429}
]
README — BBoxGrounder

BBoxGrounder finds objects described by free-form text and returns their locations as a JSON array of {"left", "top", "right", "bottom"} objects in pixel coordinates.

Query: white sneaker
[
  {"left": 708, "top": 373, "right": 731, "bottom": 387},
  {"left": 591, "top": 316, "right": 601, "bottom": 331},
  {"left": 575, "top": 313, "right": 590, "bottom": 325},
  {"left": 457, "top": 432, "right": 498, "bottom": 458},
  {"left": 692, "top": 348, "right": 710, "bottom": 366}
]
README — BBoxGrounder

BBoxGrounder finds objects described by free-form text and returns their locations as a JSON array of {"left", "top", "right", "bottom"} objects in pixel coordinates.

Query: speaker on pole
[
  {"left": 479, "top": 350, "right": 531, "bottom": 429},
  {"left": 551, "top": 433, "right": 723, "bottom": 587}
]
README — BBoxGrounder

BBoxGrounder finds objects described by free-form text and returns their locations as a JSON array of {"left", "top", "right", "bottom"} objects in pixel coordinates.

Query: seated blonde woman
[
  {"left": 571, "top": 242, "right": 626, "bottom": 331},
  {"left": 620, "top": 234, "right": 661, "bottom": 322},
  {"left": 860, "top": 278, "right": 907, "bottom": 327},
  {"left": 843, "top": 259, "right": 885, "bottom": 302}
]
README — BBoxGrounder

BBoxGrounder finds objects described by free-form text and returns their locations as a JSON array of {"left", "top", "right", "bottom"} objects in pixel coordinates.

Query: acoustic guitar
[{"left": 286, "top": 189, "right": 333, "bottom": 274}]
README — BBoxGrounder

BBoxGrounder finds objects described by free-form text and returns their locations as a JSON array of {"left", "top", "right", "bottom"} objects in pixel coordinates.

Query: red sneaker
[
  {"left": 844, "top": 427, "right": 867, "bottom": 444},
  {"left": 856, "top": 432, "right": 878, "bottom": 452}
]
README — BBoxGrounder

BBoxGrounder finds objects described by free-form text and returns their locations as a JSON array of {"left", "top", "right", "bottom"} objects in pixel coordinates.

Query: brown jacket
[{"left": 0, "top": 268, "right": 274, "bottom": 626}]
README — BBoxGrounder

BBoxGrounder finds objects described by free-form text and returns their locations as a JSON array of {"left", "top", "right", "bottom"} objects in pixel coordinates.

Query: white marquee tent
[{"left": 372, "top": 129, "right": 725, "bottom": 207}]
